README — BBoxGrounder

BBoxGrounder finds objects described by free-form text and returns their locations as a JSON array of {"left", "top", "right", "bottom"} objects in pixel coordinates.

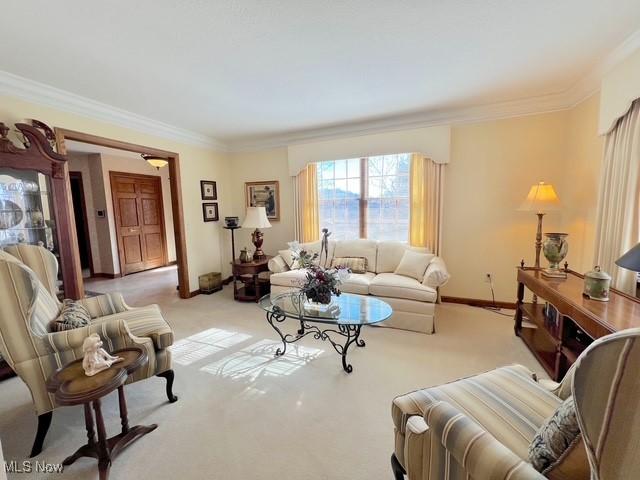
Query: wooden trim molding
[
  {"left": 441, "top": 296, "right": 516, "bottom": 310},
  {"left": 189, "top": 289, "right": 201, "bottom": 298},
  {"left": 54, "top": 128, "right": 191, "bottom": 299}
]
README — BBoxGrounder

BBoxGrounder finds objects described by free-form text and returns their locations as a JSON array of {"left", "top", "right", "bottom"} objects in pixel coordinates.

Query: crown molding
[
  {"left": 0, "top": 70, "right": 227, "bottom": 151},
  {"left": 1, "top": 28, "right": 639, "bottom": 154},
  {"left": 227, "top": 29, "right": 640, "bottom": 152}
]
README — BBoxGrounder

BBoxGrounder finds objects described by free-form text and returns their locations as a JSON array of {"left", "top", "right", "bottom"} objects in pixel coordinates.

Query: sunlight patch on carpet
[
  {"left": 170, "top": 328, "right": 252, "bottom": 365},
  {"left": 199, "top": 339, "right": 324, "bottom": 381}
]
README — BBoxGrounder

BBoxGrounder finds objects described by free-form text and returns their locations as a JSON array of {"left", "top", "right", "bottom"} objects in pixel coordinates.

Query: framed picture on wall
[
  {"left": 202, "top": 203, "right": 219, "bottom": 222},
  {"left": 245, "top": 180, "right": 280, "bottom": 220},
  {"left": 200, "top": 180, "right": 217, "bottom": 200}
]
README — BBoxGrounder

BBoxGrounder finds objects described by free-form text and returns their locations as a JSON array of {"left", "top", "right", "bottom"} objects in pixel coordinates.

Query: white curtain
[{"left": 594, "top": 99, "right": 640, "bottom": 294}]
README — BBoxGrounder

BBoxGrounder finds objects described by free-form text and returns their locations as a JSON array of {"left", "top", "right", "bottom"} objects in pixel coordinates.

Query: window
[{"left": 318, "top": 154, "right": 410, "bottom": 241}]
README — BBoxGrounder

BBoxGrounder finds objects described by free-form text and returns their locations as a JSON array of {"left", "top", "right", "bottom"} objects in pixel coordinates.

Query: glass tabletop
[{"left": 259, "top": 292, "right": 393, "bottom": 325}]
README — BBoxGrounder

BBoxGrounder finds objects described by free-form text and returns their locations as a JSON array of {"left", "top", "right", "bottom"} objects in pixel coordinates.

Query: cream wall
[
  {"left": 100, "top": 152, "right": 176, "bottom": 275},
  {"left": 227, "top": 148, "right": 294, "bottom": 268},
  {"left": 287, "top": 125, "right": 451, "bottom": 175},
  {"left": 228, "top": 100, "right": 603, "bottom": 303},
  {"left": 599, "top": 48, "right": 640, "bottom": 134},
  {"left": 0, "top": 95, "right": 230, "bottom": 293},
  {"left": 561, "top": 94, "right": 604, "bottom": 275},
  {"left": 68, "top": 151, "right": 178, "bottom": 275}
]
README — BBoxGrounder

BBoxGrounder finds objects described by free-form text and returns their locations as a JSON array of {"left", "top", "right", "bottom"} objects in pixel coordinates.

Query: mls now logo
[{"left": 5, "top": 460, "right": 64, "bottom": 474}]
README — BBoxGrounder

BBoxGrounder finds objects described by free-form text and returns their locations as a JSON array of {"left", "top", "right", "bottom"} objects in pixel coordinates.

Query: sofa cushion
[
  {"left": 333, "top": 240, "right": 378, "bottom": 272},
  {"left": 340, "top": 272, "right": 375, "bottom": 295},
  {"left": 376, "top": 241, "right": 431, "bottom": 273},
  {"left": 394, "top": 250, "right": 435, "bottom": 281},
  {"left": 369, "top": 273, "right": 437, "bottom": 302},
  {"left": 270, "top": 269, "right": 307, "bottom": 288}
]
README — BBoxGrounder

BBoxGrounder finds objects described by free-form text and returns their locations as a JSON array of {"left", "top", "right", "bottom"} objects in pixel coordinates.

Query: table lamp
[
  {"left": 518, "top": 182, "right": 561, "bottom": 268},
  {"left": 242, "top": 206, "right": 272, "bottom": 260},
  {"left": 616, "top": 243, "right": 640, "bottom": 272}
]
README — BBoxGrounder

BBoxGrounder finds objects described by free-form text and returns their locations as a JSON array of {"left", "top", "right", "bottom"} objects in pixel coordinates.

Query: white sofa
[{"left": 268, "top": 240, "right": 450, "bottom": 334}]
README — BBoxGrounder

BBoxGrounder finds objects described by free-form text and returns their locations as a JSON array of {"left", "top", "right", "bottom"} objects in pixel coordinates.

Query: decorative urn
[
  {"left": 583, "top": 266, "right": 611, "bottom": 302},
  {"left": 239, "top": 248, "right": 251, "bottom": 263},
  {"left": 542, "top": 233, "right": 569, "bottom": 270}
]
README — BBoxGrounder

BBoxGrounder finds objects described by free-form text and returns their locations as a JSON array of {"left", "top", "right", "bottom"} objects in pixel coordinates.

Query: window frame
[{"left": 317, "top": 155, "right": 410, "bottom": 241}]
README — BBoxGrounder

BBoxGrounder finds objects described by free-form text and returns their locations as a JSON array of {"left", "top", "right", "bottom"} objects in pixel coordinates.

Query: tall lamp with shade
[
  {"left": 242, "top": 207, "right": 272, "bottom": 260},
  {"left": 518, "top": 182, "right": 561, "bottom": 269}
]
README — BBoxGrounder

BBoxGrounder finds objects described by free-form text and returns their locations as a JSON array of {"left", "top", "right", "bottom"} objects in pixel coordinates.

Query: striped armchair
[
  {"left": 0, "top": 245, "right": 177, "bottom": 458},
  {"left": 391, "top": 328, "right": 640, "bottom": 480}
]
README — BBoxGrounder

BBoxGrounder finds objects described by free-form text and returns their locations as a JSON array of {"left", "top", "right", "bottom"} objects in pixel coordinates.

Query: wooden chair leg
[
  {"left": 156, "top": 369, "right": 178, "bottom": 403},
  {"left": 30, "top": 411, "right": 53, "bottom": 458},
  {"left": 391, "top": 453, "right": 406, "bottom": 480}
]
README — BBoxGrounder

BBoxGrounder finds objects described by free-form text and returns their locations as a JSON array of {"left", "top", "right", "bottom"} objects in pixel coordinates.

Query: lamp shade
[
  {"left": 518, "top": 181, "right": 561, "bottom": 213},
  {"left": 242, "top": 207, "right": 272, "bottom": 229},
  {"left": 616, "top": 243, "right": 640, "bottom": 272}
]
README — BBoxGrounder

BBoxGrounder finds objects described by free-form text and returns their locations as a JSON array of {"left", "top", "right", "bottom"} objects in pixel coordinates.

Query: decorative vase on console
[{"left": 542, "top": 233, "right": 568, "bottom": 278}]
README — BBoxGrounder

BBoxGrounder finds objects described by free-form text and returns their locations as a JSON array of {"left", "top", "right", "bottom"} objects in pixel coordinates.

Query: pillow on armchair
[
  {"left": 528, "top": 396, "right": 590, "bottom": 479},
  {"left": 50, "top": 299, "right": 91, "bottom": 332}
]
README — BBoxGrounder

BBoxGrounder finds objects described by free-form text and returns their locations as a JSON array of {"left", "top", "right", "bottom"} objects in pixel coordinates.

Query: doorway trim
[
  {"left": 68, "top": 171, "right": 95, "bottom": 277},
  {"left": 109, "top": 171, "right": 169, "bottom": 276},
  {"left": 54, "top": 128, "right": 191, "bottom": 299}
]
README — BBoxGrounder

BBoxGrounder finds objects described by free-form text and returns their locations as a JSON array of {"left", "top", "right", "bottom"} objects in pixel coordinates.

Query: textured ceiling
[{"left": 1, "top": 1, "right": 639, "bottom": 146}]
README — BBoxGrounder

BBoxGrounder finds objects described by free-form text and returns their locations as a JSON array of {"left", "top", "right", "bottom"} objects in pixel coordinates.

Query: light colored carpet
[{"left": 0, "top": 267, "right": 544, "bottom": 479}]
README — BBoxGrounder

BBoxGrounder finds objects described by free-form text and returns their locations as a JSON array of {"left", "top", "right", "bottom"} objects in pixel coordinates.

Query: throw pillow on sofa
[
  {"left": 330, "top": 256, "right": 367, "bottom": 274},
  {"left": 394, "top": 250, "right": 434, "bottom": 281},
  {"left": 50, "top": 299, "right": 91, "bottom": 332},
  {"left": 278, "top": 249, "right": 300, "bottom": 270}
]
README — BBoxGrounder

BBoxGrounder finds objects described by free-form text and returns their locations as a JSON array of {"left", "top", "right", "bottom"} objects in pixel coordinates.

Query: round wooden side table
[{"left": 46, "top": 347, "right": 157, "bottom": 480}]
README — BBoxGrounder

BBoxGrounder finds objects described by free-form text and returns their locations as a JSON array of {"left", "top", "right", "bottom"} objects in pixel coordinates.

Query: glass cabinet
[{"left": 0, "top": 121, "right": 83, "bottom": 300}]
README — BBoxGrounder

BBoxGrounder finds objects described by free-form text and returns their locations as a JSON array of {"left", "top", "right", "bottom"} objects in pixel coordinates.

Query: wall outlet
[{"left": 484, "top": 273, "right": 493, "bottom": 284}]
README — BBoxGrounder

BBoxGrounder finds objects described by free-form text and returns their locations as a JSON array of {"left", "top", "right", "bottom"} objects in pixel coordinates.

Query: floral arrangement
[{"left": 289, "top": 229, "right": 350, "bottom": 305}]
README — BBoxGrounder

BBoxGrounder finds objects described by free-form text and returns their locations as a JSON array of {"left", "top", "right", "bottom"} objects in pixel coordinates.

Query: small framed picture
[
  {"left": 200, "top": 180, "right": 217, "bottom": 200},
  {"left": 202, "top": 203, "right": 219, "bottom": 222},
  {"left": 245, "top": 180, "right": 280, "bottom": 220}
]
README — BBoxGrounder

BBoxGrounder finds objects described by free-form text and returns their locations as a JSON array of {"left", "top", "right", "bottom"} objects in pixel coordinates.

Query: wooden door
[{"left": 110, "top": 172, "right": 167, "bottom": 275}]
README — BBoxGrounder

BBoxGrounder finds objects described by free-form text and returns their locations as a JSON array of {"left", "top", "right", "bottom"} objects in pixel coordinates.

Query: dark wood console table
[{"left": 515, "top": 267, "right": 640, "bottom": 381}]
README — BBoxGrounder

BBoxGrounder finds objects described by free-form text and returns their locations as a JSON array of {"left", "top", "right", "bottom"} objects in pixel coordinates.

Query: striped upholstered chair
[
  {"left": 0, "top": 245, "right": 177, "bottom": 457},
  {"left": 391, "top": 328, "right": 640, "bottom": 480}
]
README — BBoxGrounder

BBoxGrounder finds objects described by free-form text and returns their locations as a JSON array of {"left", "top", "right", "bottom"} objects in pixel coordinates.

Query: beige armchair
[
  {"left": 0, "top": 245, "right": 177, "bottom": 458},
  {"left": 391, "top": 328, "right": 640, "bottom": 479}
]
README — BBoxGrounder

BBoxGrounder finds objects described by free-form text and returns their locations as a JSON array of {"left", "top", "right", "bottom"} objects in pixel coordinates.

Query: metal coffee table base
[{"left": 266, "top": 310, "right": 365, "bottom": 373}]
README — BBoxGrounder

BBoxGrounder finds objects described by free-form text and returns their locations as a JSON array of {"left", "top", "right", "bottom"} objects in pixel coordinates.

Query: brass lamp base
[{"left": 251, "top": 228, "right": 266, "bottom": 260}]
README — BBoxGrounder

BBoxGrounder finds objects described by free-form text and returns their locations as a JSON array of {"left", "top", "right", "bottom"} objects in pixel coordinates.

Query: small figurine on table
[{"left": 82, "top": 334, "right": 123, "bottom": 376}]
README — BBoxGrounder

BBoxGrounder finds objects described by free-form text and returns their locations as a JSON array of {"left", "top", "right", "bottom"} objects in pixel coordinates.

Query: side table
[
  {"left": 232, "top": 256, "right": 272, "bottom": 302},
  {"left": 46, "top": 347, "right": 156, "bottom": 480}
]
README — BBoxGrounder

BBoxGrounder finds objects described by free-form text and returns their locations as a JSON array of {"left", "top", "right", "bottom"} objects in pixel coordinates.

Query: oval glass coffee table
[{"left": 259, "top": 292, "right": 393, "bottom": 373}]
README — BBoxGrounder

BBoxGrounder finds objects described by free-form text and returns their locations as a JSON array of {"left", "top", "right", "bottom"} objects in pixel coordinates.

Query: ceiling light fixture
[{"left": 141, "top": 153, "right": 169, "bottom": 170}]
